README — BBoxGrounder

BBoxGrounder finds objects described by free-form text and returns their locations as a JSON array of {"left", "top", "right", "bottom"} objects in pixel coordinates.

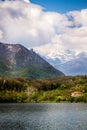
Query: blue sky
[{"left": 30, "top": 0, "right": 87, "bottom": 13}]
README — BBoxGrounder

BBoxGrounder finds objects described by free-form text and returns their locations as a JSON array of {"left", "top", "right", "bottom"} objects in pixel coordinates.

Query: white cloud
[
  {"left": 24, "top": 0, "right": 30, "bottom": 3},
  {"left": 67, "top": 9, "right": 87, "bottom": 26},
  {"left": 0, "top": 30, "right": 3, "bottom": 39},
  {"left": 0, "top": 1, "right": 87, "bottom": 56}
]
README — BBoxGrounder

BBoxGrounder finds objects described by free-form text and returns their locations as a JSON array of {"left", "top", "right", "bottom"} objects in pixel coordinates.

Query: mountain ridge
[
  {"left": 0, "top": 42, "right": 64, "bottom": 78},
  {"left": 41, "top": 50, "right": 87, "bottom": 76}
]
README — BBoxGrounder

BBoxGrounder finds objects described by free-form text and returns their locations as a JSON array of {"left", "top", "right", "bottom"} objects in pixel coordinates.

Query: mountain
[
  {"left": 0, "top": 42, "right": 64, "bottom": 79},
  {"left": 58, "top": 52, "right": 87, "bottom": 75},
  {"left": 41, "top": 50, "right": 87, "bottom": 76}
]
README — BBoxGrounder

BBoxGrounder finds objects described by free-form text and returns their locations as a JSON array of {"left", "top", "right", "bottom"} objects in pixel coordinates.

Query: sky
[
  {"left": 0, "top": 0, "right": 87, "bottom": 57},
  {"left": 30, "top": 0, "right": 87, "bottom": 13}
]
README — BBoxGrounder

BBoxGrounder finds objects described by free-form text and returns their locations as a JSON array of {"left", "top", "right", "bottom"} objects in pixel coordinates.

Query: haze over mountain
[
  {"left": 40, "top": 49, "right": 87, "bottom": 76},
  {"left": 0, "top": 42, "right": 64, "bottom": 79}
]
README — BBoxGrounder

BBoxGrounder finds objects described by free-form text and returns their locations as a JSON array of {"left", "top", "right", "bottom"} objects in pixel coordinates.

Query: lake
[{"left": 0, "top": 103, "right": 87, "bottom": 130}]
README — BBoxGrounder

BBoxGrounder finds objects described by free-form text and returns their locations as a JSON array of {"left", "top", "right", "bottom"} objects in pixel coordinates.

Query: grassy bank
[{"left": 0, "top": 76, "right": 87, "bottom": 103}]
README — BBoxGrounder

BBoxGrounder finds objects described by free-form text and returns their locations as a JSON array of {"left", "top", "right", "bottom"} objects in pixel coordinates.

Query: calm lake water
[{"left": 0, "top": 103, "right": 87, "bottom": 130}]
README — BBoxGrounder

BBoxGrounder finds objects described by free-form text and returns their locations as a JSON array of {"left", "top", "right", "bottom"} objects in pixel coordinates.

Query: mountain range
[
  {"left": 42, "top": 50, "right": 87, "bottom": 75},
  {"left": 0, "top": 42, "right": 64, "bottom": 79}
]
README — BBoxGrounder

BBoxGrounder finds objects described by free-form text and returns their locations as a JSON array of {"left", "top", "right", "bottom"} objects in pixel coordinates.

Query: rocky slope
[{"left": 0, "top": 42, "right": 64, "bottom": 78}]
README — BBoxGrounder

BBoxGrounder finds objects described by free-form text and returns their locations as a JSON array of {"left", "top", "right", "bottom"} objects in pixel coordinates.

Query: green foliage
[
  {"left": 0, "top": 75, "right": 87, "bottom": 103},
  {"left": 0, "top": 90, "right": 27, "bottom": 103}
]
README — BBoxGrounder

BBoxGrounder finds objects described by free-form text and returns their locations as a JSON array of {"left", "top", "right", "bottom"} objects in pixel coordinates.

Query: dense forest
[{"left": 0, "top": 75, "right": 87, "bottom": 103}]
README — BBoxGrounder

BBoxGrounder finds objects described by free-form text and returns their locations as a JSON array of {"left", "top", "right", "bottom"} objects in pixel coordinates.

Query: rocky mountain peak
[{"left": 0, "top": 42, "right": 64, "bottom": 78}]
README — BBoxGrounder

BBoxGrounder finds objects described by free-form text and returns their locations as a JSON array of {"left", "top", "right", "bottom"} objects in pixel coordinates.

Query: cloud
[
  {"left": 0, "top": 0, "right": 87, "bottom": 56},
  {"left": 0, "top": 30, "right": 3, "bottom": 39},
  {"left": 24, "top": 0, "right": 30, "bottom": 3},
  {"left": 0, "top": 0, "right": 44, "bottom": 46}
]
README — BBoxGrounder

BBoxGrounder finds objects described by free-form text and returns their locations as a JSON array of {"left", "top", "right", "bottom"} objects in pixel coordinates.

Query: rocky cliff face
[{"left": 0, "top": 42, "right": 64, "bottom": 78}]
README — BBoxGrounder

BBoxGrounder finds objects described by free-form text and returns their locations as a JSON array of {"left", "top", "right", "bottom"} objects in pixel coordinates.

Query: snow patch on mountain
[{"left": 34, "top": 45, "right": 87, "bottom": 75}]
